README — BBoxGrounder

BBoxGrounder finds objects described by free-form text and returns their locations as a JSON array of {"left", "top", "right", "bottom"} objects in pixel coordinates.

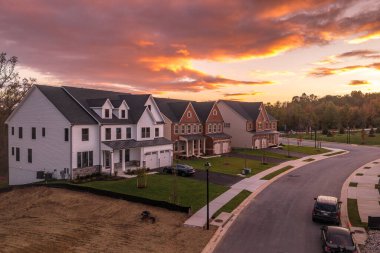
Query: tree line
[{"left": 266, "top": 92, "right": 380, "bottom": 132}]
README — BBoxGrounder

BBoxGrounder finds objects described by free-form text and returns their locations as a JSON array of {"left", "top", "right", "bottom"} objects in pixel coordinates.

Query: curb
[{"left": 202, "top": 147, "right": 348, "bottom": 253}]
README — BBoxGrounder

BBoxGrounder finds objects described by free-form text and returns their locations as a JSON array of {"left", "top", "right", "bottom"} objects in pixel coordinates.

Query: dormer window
[
  {"left": 105, "top": 109, "right": 110, "bottom": 118},
  {"left": 121, "top": 110, "right": 126, "bottom": 118}
]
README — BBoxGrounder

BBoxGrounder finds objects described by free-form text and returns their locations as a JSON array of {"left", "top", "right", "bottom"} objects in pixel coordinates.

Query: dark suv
[
  {"left": 162, "top": 164, "right": 195, "bottom": 176},
  {"left": 312, "top": 195, "right": 341, "bottom": 225}
]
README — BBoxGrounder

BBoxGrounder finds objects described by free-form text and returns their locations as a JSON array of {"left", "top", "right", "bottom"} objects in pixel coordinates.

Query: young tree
[{"left": 0, "top": 53, "right": 36, "bottom": 178}]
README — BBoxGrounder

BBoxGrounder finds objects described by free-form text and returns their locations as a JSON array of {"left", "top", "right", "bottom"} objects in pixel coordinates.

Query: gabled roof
[
  {"left": 155, "top": 98, "right": 190, "bottom": 123},
  {"left": 36, "top": 85, "right": 98, "bottom": 124},
  {"left": 63, "top": 86, "right": 151, "bottom": 124},
  {"left": 219, "top": 100, "right": 263, "bottom": 121},
  {"left": 192, "top": 102, "right": 215, "bottom": 122}
]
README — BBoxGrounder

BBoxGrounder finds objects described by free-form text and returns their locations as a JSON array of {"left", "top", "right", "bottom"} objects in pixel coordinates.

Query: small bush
[
  {"left": 369, "top": 127, "right": 375, "bottom": 137},
  {"left": 339, "top": 127, "right": 345, "bottom": 134},
  {"left": 322, "top": 129, "right": 329, "bottom": 135},
  {"left": 326, "top": 130, "right": 333, "bottom": 137}
]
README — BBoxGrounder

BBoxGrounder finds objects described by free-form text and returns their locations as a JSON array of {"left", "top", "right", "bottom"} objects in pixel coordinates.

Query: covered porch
[
  {"left": 251, "top": 130, "right": 280, "bottom": 149},
  {"left": 177, "top": 134, "right": 206, "bottom": 158},
  {"left": 101, "top": 144, "right": 141, "bottom": 175}
]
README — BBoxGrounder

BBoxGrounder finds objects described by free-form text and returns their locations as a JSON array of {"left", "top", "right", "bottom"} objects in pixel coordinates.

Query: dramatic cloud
[
  {"left": 0, "top": 0, "right": 379, "bottom": 93},
  {"left": 348, "top": 80, "right": 370, "bottom": 86},
  {"left": 336, "top": 50, "right": 380, "bottom": 59},
  {"left": 309, "top": 62, "right": 380, "bottom": 77}
]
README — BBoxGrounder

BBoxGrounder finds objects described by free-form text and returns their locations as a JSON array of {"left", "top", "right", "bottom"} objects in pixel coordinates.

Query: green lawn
[
  {"left": 179, "top": 156, "right": 275, "bottom": 177},
  {"left": 288, "top": 133, "right": 380, "bottom": 146},
  {"left": 347, "top": 198, "right": 367, "bottom": 228},
  {"left": 81, "top": 174, "right": 228, "bottom": 212},
  {"left": 0, "top": 180, "right": 7, "bottom": 189},
  {"left": 324, "top": 151, "right": 346, "bottom": 157},
  {"left": 279, "top": 145, "right": 329, "bottom": 155},
  {"left": 233, "top": 148, "right": 296, "bottom": 160},
  {"left": 260, "top": 165, "right": 294, "bottom": 180},
  {"left": 212, "top": 190, "right": 251, "bottom": 218}
]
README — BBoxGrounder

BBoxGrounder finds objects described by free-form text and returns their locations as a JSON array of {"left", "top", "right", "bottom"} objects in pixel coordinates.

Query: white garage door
[
  {"left": 145, "top": 152, "right": 159, "bottom": 169},
  {"left": 254, "top": 139, "right": 261, "bottom": 149},
  {"left": 261, "top": 139, "right": 267, "bottom": 148},
  {"left": 214, "top": 143, "right": 222, "bottom": 155},
  {"left": 222, "top": 142, "right": 229, "bottom": 153},
  {"left": 159, "top": 150, "right": 172, "bottom": 167}
]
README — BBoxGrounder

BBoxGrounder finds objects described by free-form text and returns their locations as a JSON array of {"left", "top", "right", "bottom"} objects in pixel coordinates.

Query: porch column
[
  {"left": 122, "top": 149, "right": 126, "bottom": 172},
  {"left": 203, "top": 139, "right": 206, "bottom": 154},
  {"left": 110, "top": 151, "right": 114, "bottom": 175},
  {"left": 186, "top": 140, "right": 189, "bottom": 157},
  {"left": 198, "top": 139, "right": 201, "bottom": 156},
  {"left": 192, "top": 140, "right": 195, "bottom": 155}
]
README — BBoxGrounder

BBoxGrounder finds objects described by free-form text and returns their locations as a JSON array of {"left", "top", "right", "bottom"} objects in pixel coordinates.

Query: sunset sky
[{"left": 1, "top": 0, "right": 379, "bottom": 103}]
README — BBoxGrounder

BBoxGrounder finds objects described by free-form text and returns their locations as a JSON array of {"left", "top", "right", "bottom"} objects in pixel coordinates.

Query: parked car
[
  {"left": 162, "top": 164, "right": 195, "bottom": 176},
  {"left": 312, "top": 195, "right": 341, "bottom": 225},
  {"left": 321, "top": 226, "right": 357, "bottom": 253}
]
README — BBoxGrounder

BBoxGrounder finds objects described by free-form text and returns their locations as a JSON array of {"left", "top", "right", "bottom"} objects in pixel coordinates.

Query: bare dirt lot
[{"left": 0, "top": 187, "right": 215, "bottom": 253}]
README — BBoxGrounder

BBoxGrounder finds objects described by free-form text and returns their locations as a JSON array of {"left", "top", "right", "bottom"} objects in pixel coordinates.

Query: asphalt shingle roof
[
  {"left": 155, "top": 98, "right": 190, "bottom": 123},
  {"left": 102, "top": 137, "right": 172, "bottom": 150},
  {"left": 219, "top": 100, "right": 263, "bottom": 121},
  {"left": 63, "top": 86, "right": 151, "bottom": 124},
  {"left": 36, "top": 85, "right": 97, "bottom": 124},
  {"left": 192, "top": 102, "right": 215, "bottom": 122}
]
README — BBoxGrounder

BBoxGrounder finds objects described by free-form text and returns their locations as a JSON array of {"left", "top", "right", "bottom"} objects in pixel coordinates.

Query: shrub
[
  {"left": 322, "top": 128, "right": 329, "bottom": 135},
  {"left": 369, "top": 127, "right": 375, "bottom": 137},
  {"left": 326, "top": 130, "right": 333, "bottom": 137},
  {"left": 339, "top": 127, "right": 345, "bottom": 134}
]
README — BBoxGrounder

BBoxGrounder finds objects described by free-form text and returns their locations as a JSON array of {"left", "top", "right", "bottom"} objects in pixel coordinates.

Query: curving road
[{"left": 214, "top": 141, "right": 380, "bottom": 253}]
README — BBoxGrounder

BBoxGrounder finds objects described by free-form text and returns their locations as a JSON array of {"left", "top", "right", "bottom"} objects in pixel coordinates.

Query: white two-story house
[{"left": 6, "top": 85, "right": 173, "bottom": 185}]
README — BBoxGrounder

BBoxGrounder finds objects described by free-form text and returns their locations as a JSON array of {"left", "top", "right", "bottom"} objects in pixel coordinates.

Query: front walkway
[{"left": 185, "top": 147, "right": 347, "bottom": 227}]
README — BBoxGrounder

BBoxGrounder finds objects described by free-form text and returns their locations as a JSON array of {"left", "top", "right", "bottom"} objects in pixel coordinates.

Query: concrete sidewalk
[{"left": 185, "top": 147, "right": 348, "bottom": 227}]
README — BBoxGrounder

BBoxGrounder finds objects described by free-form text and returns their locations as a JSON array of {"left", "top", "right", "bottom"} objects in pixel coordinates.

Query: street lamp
[{"left": 205, "top": 162, "right": 212, "bottom": 230}]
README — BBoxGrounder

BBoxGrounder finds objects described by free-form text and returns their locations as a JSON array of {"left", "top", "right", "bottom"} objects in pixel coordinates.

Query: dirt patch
[{"left": 0, "top": 187, "right": 215, "bottom": 253}]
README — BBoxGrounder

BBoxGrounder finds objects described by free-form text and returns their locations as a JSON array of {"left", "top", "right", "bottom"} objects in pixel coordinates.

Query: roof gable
[{"left": 219, "top": 100, "right": 262, "bottom": 121}]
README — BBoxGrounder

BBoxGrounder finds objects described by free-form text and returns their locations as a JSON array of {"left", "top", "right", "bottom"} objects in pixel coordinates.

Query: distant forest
[{"left": 266, "top": 91, "right": 380, "bottom": 132}]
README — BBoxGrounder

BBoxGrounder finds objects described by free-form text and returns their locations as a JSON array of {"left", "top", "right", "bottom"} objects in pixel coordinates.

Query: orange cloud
[
  {"left": 309, "top": 62, "right": 380, "bottom": 77},
  {"left": 348, "top": 80, "right": 370, "bottom": 86},
  {"left": 224, "top": 92, "right": 261, "bottom": 97}
]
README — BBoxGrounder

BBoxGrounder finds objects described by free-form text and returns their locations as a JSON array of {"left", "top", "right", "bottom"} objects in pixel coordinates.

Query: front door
[{"left": 104, "top": 151, "right": 111, "bottom": 167}]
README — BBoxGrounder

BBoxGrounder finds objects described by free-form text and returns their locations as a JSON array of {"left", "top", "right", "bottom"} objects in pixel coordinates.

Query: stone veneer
[{"left": 72, "top": 165, "right": 100, "bottom": 178}]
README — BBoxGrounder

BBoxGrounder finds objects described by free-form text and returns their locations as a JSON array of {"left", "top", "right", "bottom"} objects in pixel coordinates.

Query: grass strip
[
  {"left": 280, "top": 145, "right": 329, "bottom": 155},
  {"left": 356, "top": 173, "right": 364, "bottom": 176},
  {"left": 324, "top": 151, "right": 346, "bottom": 157},
  {"left": 349, "top": 182, "right": 358, "bottom": 187},
  {"left": 347, "top": 198, "right": 367, "bottom": 228},
  {"left": 303, "top": 158, "right": 315, "bottom": 162},
  {"left": 260, "top": 165, "right": 294, "bottom": 180},
  {"left": 212, "top": 190, "right": 251, "bottom": 219}
]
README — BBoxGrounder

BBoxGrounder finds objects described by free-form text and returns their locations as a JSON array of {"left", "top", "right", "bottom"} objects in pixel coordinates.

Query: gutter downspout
[
  {"left": 70, "top": 124, "right": 73, "bottom": 180},
  {"left": 99, "top": 124, "right": 102, "bottom": 173}
]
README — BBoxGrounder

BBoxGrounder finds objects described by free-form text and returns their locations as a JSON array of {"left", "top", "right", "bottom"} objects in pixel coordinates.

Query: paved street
[{"left": 214, "top": 141, "right": 380, "bottom": 253}]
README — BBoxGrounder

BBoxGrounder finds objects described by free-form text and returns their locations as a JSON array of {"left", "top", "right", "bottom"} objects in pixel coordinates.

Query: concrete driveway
[{"left": 214, "top": 141, "right": 380, "bottom": 253}]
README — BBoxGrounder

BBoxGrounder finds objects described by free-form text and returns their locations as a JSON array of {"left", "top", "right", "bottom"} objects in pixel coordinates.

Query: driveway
[{"left": 214, "top": 141, "right": 380, "bottom": 253}]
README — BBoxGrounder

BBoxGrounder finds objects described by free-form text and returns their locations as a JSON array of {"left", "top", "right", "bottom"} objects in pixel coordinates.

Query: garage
[
  {"left": 144, "top": 151, "right": 159, "bottom": 169},
  {"left": 159, "top": 150, "right": 172, "bottom": 167},
  {"left": 214, "top": 143, "right": 222, "bottom": 154},
  {"left": 222, "top": 142, "right": 229, "bottom": 153}
]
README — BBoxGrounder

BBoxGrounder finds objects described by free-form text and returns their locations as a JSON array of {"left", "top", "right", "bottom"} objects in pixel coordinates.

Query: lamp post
[{"left": 205, "top": 162, "right": 211, "bottom": 230}]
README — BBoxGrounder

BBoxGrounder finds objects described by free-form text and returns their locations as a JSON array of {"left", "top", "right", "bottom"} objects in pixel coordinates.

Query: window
[
  {"left": 213, "top": 109, "right": 217, "bottom": 115},
  {"left": 174, "top": 142, "right": 178, "bottom": 151},
  {"left": 126, "top": 127, "right": 131, "bottom": 139},
  {"left": 258, "top": 122, "right": 262, "bottom": 129},
  {"left": 82, "top": 128, "right": 89, "bottom": 141},
  {"left": 42, "top": 127, "right": 46, "bottom": 137},
  {"left": 116, "top": 128, "right": 121, "bottom": 139},
  {"left": 11, "top": 147, "right": 14, "bottom": 156},
  {"left": 187, "top": 111, "right": 192, "bottom": 118},
  {"left": 192, "top": 125, "right": 197, "bottom": 133},
  {"left": 187, "top": 125, "right": 191, "bottom": 134},
  {"left": 213, "top": 124, "right": 217, "bottom": 132},
  {"left": 148, "top": 105, "right": 152, "bottom": 111},
  {"left": 28, "top": 149, "right": 32, "bottom": 163},
  {"left": 224, "top": 123, "right": 231, "bottom": 128},
  {"left": 105, "top": 128, "right": 111, "bottom": 140},
  {"left": 174, "top": 125, "right": 179, "bottom": 134},
  {"left": 142, "top": 127, "right": 150, "bottom": 138},
  {"left": 218, "top": 124, "right": 222, "bottom": 132},
  {"left": 105, "top": 109, "right": 110, "bottom": 118},
  {"left": 32, "top": 127, "right": 36, "bottom": 139},
  {"left": 119, "top": 150, "right": 123, "bottom": 162},
  {"left": 11, "top": 127, "right": 14, "bottom": 135},
  {"left": 125, "top": 149, "right": 130, "bottom": 162},
  {"left": 155, "top": 127, "right": 159, "bottom": 137},
  {"left": 199, "top": 125, "right": 203, "bottom": 133},
  {"left": 16, "top": 148, "right": 20, "bottom": 161},
  {"left": 64, "top": 128, "right": 69, "bottom": 141},
  {"left": 181, "top": 125, "right": 185, "bottom": 134},
  {"left": 208, "top": 124, "right": 212, "bottom": 133},
  {"left": 18, "top": 127, "right": 23, "bottom": 139},
  {"left": 121, "top": 110, "right": 126, "bottom": 118},
  {"left": 77, "top": 151, "right": 93, "bottom": 168},
  {"left": 272, "top": 122, "right": 276, "bottom": 129}
]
